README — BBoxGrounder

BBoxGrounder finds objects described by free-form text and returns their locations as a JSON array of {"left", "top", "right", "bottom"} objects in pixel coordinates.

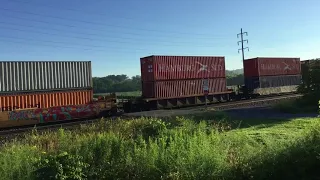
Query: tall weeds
[{"left": 0, "top": 114, "right": 319, "bottom": 180}]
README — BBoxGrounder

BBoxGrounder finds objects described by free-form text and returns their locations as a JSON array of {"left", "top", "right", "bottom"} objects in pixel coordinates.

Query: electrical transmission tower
[{"left": 237, "top": 28, "right": 249, "bottom": 61}]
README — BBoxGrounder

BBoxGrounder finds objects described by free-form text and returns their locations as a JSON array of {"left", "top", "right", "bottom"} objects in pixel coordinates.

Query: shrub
[{"left": 33, "top": 152, "right": 89, "bottom": 180}]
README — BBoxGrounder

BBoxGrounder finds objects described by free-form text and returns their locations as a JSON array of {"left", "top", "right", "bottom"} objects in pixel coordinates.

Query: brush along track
[
  {"left": 0, "top": 93, "right": 301, "bottom": 144},
  {"left": 0, "top": 115, "right": 131, "bottom": 146}
]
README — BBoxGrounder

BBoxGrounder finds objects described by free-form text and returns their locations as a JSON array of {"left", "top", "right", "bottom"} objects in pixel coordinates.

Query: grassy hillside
[{"left": 0, "top": 112, "right": 319, "bottom": 180}]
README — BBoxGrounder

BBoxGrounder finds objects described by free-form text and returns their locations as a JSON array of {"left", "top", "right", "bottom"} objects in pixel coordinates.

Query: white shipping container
[{"left": 0, "top": 61, "right": 92, "bottom": 93}]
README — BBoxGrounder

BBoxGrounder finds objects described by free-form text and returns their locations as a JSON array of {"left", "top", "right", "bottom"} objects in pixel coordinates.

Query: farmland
[{"left": 0, "top": 111, "right": 319, "bottom": 180}]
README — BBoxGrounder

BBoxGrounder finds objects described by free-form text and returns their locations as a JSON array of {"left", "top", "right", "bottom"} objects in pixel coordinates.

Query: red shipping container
[
  {"left": 243, "top": 57, "right": 301, "bottom": 77},
  {"left": 0, "top": 89, "right": 93, "bottom": 111},
  {"left": 140, "top": 55, "right": 226, "bottom": 81},
  {"left": 142, "top": 78, "right": 227, "bottom": 99}
]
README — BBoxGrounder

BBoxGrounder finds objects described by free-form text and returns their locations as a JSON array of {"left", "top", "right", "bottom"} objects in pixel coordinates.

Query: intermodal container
[
  {"left": 0, "top": 61, "right": 92, "bottom": 93},
  {"left": 0, "top": 89, "right": 93, "bottom": 111},
  {"left": 140, "top": 55, "right": 226, "bottom": 81},
  {"left": 245, "top": 75, "right": 301, "bottom": 90},
  {"left": 243, "top": 57, "right": 301, "bottom": 77},
  {"left": 142, "top": 78, "right": 227, "bottom": 98}
]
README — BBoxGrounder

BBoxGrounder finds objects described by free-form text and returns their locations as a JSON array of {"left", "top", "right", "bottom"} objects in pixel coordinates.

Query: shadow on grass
[
  {"left": 227, "top": 128, "right": 320, "bottom": 180},
  {"left": 157, "top": 108, "right": 319, "bottom": 132},
  {"left": 167, "top": 110, "right": 295, "bottom": 130},
  {"left": 273, "top": 97, "right": 318, "bottom": 114}
]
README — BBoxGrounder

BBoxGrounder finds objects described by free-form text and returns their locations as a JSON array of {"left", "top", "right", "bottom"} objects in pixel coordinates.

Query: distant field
[{"left": 94, "top": 91, "right": 141, "bottom": 97}]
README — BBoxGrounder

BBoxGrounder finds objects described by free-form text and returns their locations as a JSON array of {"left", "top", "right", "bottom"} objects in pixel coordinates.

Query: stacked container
[
  {"left": 140, "top": 55, "right": 227, "bottom": 99},
  {"left": 243, "top": 57, "right": 301, "bottom": 92},
  {"left": 0, "top": 61, "right": 93, "bottom": 110}
]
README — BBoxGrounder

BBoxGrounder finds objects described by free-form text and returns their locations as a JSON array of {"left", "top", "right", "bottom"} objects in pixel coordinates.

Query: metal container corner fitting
[
  {"left": 0, "top": 61, "right": 92, "bottom": 93},
  {"left": 243, "top": 57, "right": 301, "bottom": 77},
  {"left": 0, "top": 89, "right": 93, "bottom": 111},
  {"left": 141, "top": 55, "right": 226, "bottom": 81},
  {"left": 142, "top": 78, "right": 227, "bottom": 99}
]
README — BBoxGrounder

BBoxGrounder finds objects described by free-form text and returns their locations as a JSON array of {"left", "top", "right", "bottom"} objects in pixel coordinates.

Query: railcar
[
  {"left": 0, "top": 61, "right": 117, "bottom": 129},
  {"left": 121, "top": 56, "right": 302, "bottom": 113},
  {"left": 0, "top": 56, "right": 308, "bottom": 129}
]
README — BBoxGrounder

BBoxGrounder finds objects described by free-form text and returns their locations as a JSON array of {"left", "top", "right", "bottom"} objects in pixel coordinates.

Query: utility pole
[{"left": 237, "top": 28, "right": 249, "bottom": 61}]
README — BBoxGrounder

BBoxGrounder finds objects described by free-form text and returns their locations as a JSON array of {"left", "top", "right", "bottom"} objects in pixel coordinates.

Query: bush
[{"left": 33, "top": 152, "right": 88, "bottom": 180}]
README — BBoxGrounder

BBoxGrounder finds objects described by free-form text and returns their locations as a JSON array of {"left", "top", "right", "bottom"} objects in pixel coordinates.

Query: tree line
[{"left": 92, "top": 70, "right": 244, "bottom": 93}]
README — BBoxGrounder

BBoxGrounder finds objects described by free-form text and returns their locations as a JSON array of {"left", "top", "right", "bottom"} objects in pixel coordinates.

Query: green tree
[
  {"left": 298, "top": 58, "right": 320, "bottom": 105},
  {"left": 92, "top": 69, "right": 246, "bottom": 93},
  {"left": 92, "top": 75, "right": 141, "bottom": 93},
  {"left": 226, "top": 74, "right": 244, "bottom": 86}
]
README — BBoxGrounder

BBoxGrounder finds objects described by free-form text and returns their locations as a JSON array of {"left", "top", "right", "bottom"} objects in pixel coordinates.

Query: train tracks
[
  {"left": 0, "top": 93, "right": 302, "bottom": 143},
  {"left": 123, "top": 93, "right": 302, "bottom": 118},
  {"left": 208, "top": 93, "right": 301, "bottom": 110}
]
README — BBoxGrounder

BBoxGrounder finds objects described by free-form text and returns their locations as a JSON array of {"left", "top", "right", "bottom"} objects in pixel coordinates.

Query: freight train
[
  {"left": 0, "top": 56, "right": 303, "bottom": 128},
  {"left": 121, "top": 56, "right": 301, "bottom": 112}
]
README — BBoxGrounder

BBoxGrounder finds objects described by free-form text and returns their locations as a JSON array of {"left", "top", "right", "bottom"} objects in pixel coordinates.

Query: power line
[
  {"left": 0, "top": 7, "right": 217, "bottom": 37},
  {"left": 6, "top": 0, "right": 168, "bottom": 24},
  {"left": 7, "top": 0, "right": 127, "bottom": 18},
  {"left": 237, "top": 28, "right": 249, "bottom": 61},
  {"left": 0, "top": 34, "right": 215, "bottom": 53},
  {"left": 0, "top": 35, "right": 149, "bottom": 51},
  {"left": 0, "top": 37, "right": 145, "bottom": 53},
  {"left": 0, "top": 14, "right": 220, "bottom": 40},
  {"left": 0, "top": 22, "right": 222, "bottom": 47}
]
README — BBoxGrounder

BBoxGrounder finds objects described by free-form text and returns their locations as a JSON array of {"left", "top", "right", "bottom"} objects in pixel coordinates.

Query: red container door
[
  {"left": 142, "top": 82, "right": 155, "bottom": 98},
  {"left": 140, "top": 56, "right": 155, "bottom": 82},
  {"left": 243, "top": 58, "right": 259, "bottom": 77}
]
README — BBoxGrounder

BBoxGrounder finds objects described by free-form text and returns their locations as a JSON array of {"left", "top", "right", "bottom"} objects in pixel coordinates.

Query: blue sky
[{"left": 0, "top": 0, "right": 319, "bottom": 77}]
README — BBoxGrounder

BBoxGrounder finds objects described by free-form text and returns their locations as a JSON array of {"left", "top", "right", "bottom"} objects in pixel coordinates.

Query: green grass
[
  {"left": 0, "top": 112, "right": 319, "bottom": 180},
  {"left": 273, "top": 98, "right": 318, "bottom": 114}
]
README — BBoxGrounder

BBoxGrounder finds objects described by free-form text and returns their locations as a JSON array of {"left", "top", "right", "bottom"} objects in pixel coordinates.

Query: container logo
[
  {"left": 260, "top": 61, "right": 299, "bottom": 71},
  {"left": 158, "top": 62, "right": 223, "bottom": 73},
  {"left": 196, "top": 62, "right": 210, "bottom": 74},
  {"left": 282, "top": 62, "right": 291, "bottom": 71}
]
